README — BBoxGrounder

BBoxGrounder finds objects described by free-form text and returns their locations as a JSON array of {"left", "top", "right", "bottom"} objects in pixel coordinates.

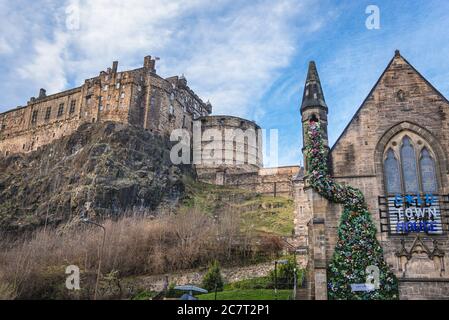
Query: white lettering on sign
[
  {"left": 387, "top": 194, "right": 443, "bottom": 235},
  {"left": 351, "top": 284, "right": 375, "bottom": 292}
]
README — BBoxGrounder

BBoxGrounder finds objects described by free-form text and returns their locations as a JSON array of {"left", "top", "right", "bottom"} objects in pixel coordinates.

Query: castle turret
[{"left": 301, "top": 61, "right": 328, "bottom": 171}]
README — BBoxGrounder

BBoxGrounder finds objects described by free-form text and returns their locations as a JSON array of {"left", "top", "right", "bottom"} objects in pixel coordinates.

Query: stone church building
[
  {"left": 295, "top": 50, "right": 449, "bottom": 300},
  {"left": 1, "top": 49, "right": 448, "bottom": 300}
]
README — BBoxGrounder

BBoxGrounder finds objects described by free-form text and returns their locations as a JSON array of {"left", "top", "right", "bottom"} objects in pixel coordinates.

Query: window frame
[
  {"left": 57, "top": 103, "right": 64, "bottom": 117},
  {"left": 383, "top": 131, "right": 440, "bottom": 196}
]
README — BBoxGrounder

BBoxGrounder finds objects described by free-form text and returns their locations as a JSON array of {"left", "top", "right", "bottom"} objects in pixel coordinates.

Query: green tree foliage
[
  {"left": 202, "top": 260, "right": 224, "bottom": 292},
  {"left": 304, "top": 120, "right": 398, "bottom": 300},
  {"left": 269, "top": 257, "right": 301, "bottom": 290}
]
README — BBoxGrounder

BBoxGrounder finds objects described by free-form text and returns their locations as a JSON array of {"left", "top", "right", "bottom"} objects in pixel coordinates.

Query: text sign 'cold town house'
[{"left": 379, "top": 194, "right": 449, "bottom": 235}]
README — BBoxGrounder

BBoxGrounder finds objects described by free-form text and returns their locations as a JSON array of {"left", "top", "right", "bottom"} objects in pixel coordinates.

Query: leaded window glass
[
  {"left": 384, "top": 149, "right": 402, "bottom": 194},
  {"left": 420, "top": 148, "right": 438, "bottom": 193},
  {"left": 401, "top": 136, "right": 419, "bottom": 194}
]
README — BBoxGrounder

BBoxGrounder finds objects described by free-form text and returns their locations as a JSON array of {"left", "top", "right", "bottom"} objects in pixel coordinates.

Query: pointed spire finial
[
  {"left": 301, "top": 61, "right": 327, "bottom": 111},
  {"left": 395, "top": 49, "right": 401, "bottom": 57}
]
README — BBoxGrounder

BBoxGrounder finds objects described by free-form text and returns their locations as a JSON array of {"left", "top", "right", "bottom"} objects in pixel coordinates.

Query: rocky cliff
[{"left": 0, "top": 122, "right": 189, "bottom": 232}]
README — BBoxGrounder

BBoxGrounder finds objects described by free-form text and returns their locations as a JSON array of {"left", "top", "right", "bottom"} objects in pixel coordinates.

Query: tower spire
[
  {"left": 300, "top": 61, "right": 329, "bottom": 172},
  {"left": 301, "top": 61, "right": 327, "bottom": 111}
]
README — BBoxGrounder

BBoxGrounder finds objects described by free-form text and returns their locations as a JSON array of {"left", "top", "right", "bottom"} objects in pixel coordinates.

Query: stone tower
[{"left": 301, "top": 61, "right": 328, "bottom": 171}]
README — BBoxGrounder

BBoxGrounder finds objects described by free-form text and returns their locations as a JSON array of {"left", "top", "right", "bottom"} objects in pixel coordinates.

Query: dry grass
[{"left": 0, "top": 209, "right": 282, "bottom": 299}]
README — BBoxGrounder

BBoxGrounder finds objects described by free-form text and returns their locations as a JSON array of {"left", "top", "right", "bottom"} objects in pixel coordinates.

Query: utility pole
[
  {"left": 293, "top": 267, "right": 297, "bottom": 300},
  {"left": 81, "top": 216, "right": 106, "bottom": 300}
]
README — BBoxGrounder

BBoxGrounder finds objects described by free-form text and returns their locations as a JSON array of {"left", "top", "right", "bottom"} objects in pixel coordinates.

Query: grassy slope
[{"left": 181, "top": 178, "right": 295, "bottom": 237}]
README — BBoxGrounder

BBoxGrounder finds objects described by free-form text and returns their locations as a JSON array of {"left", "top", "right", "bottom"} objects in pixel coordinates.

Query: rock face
[{"left": 0, "top": 122, "right": 189, "bottom": 232}]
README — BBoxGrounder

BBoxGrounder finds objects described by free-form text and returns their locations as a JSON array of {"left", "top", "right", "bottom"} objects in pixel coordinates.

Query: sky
[{"left": 1, "top": 0, "right": 449, "bottom": 167}]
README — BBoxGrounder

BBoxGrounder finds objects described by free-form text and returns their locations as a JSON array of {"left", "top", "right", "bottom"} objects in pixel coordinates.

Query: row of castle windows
[
  {"left": 31, "top": 100, "right": 77, "bottom": 124},
  {"left": 102, "top": 83, "right": 122, "bottom": 91}
]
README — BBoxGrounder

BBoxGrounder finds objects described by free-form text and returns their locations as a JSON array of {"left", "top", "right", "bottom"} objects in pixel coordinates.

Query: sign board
[
  {"left": 350, "top": 284, "right": 375, "bottom": 292},
  {"left": 379, "top": 194, "right": 448, "bottom": 235}
]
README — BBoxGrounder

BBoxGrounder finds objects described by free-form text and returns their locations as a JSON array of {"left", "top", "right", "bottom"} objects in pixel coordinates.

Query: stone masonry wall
[
  {"left": 0, "top": 56, "right": 211, "bottom": 157},
  {"left": 326, "top": 52, "right": 449, "bottom": 299}
]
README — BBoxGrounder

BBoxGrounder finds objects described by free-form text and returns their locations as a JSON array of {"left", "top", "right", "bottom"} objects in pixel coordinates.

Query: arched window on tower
[{"left": 400, "top": 136, "right": 419, "bottom": 194}]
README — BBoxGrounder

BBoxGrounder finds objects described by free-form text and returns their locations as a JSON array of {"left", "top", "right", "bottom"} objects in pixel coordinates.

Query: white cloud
[
  {"left": 0, "top": 37, "right": 13, "bottom": 55},
  {"left": 0, "top": 0, "right": 318, "bottom": 116},
  {"left": 18, "top": 32, "right": 69, "bottom": 93}
]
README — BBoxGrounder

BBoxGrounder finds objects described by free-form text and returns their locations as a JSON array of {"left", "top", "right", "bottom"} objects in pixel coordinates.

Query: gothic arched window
[
  {"left": 420, "top": 148, "right": 438, "bottom": 193},
  {"left": 384, "top": 149, "right": 401, "bottom": 194},
  {"left": 401, "top": 136, "right": 419, "bottom": 194},
  {"left": 383, "top": 132, "right": 439, "bottom": 195}
]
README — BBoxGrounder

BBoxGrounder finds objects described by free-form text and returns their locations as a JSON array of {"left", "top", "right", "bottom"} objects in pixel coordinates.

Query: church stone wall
[{"left": 326, "top": 52, "right": 449, "bottom": 299}]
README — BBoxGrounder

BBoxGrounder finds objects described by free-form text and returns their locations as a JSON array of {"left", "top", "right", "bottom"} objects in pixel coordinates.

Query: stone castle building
[
  {"left": 0, "top": 54, "right": 300, "bottom": 198},
  {"left": 0, "top": 55, "right": 212, "bottom": 156},
  {"left": 2, "top": 50, "right": 446, "bottom": 300},
  {"left": 295, "top": 50, "right": 449, "bottom": 300}
]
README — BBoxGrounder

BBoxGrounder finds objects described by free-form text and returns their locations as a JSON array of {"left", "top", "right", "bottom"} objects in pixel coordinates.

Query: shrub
[
  {"left": 165, "top": 282, "right": 183, "bottom": 298},
  {"left": 0, "top": 209, "right": 283, "bottom": 299},
  {"left": 132, "top": 290, "right": 158, "bottom": 300},
  {"left": 269, "top": 257, "right": 302, "bottom": 290},
  {"left": 201, "top": 260, "right": 224, "bottom": 292}
]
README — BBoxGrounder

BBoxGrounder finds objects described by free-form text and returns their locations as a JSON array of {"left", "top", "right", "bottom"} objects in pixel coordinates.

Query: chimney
[
  {"left": 38, "top": 88, "right": 46, "bottom": 99},
  {"left": 112, "top": 61, "right": 118, "bottom": 74},
  {"left": 144, "top": 55, "right": 156, "bottom": 72}
]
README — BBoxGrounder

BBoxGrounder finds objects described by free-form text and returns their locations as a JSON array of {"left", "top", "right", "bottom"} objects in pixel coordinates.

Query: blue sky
[{"left": 1, "top": 0, "right": 449, "bottom": 166}]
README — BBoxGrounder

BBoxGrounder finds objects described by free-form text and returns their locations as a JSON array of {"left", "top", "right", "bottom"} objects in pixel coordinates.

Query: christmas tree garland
[{"left": 305, "top": 120, "right": 398, "bottom": 300}]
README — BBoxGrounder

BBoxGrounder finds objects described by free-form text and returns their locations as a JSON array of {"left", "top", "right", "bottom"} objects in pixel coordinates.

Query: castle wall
[
  {"left": 223, "top": 166, "right": 300, "bottom": 197},
  {"left": 0, "top": 56, "right": 211, "bottom": 157},
  {"left": 195, "top": 116, "right": 263, "bottom": 182}
]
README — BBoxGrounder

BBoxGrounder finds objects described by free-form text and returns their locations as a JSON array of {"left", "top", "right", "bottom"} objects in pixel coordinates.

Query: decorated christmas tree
[{"left": 304, "top": 120, "right": 398, "bottom": 300}]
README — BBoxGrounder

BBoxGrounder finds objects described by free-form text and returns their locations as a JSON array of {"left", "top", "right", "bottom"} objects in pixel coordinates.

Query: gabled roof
[{"left": 330, "top": 50, "right": 449, "bottom": 152}]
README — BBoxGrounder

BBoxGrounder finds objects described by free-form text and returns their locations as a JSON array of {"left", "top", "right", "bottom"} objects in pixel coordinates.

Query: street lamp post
[
  {"left": 274, "top": 260, "right": 288, "bottom": 300},
  {"left": 81, "top": 216, "right": 106, "bottom": 300},
  {"left": 293, "top": 267, "right": 297, "bottom": 300}
]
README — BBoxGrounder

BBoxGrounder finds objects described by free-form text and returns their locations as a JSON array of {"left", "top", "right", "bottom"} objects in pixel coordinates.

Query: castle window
[
  {"left": 169, "top": 105, "right": 174, "bottom": 115},
  {"left": 116, "top": 83, "right": 120, "bottom": 89},
  {"left": 69, "top": 100, "right": 76, "bottom": 114},
  {"left": 45, "top": 107, "right": 52, "bottom": 120},
  {"left": 57, "top": 103, "right": 64, "bottom": 117},
  {"left": 103, "top": 85, "right": 108, "bottom": 91},
  {"left": 31, "top": 110, "right": 38, "bottom": 124},
  {"left": 120, "top": 92, "right": 125, "bottom": 99},
  {"left": 383, "top": 133, "right": 439, "bottom": 195}
]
